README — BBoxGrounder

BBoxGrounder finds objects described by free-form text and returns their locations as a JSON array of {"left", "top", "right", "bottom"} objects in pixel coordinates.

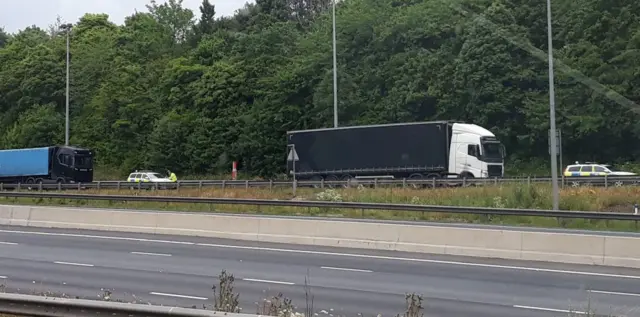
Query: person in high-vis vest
[{"left": 168, "top": 170, "right": 177, "bottom": 182}]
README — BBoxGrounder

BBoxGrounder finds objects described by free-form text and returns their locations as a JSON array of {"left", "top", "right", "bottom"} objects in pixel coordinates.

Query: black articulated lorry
[
  {"left": 286, "top": 121, "right": 505, "bottom": 182},
  {"left": 0, "top": 146, "right": 95, "bottom": 184}
]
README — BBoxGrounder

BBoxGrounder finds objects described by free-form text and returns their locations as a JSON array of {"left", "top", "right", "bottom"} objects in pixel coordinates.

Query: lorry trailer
[
  {"left": 286, "top": 121, "right": 505, "bottom": 182},
  {"left": 0, "top": 146, "right": 94, "bottom": 184}
]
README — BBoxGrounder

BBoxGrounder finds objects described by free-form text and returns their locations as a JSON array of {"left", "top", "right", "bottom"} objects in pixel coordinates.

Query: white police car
[{"left": 563, "top": 162, "right": 637, "bottom": 187}]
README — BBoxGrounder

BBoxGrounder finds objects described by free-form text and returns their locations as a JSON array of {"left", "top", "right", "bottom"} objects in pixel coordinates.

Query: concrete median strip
[{"left": 1, "top": 204, "right": 639, "bottom": 269}]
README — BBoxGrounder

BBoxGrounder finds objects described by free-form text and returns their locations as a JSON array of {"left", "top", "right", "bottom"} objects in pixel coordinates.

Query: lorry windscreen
[
  {"left": 74, "top": 156, "right": 93, "bottom": 168},
  {"left": 482, "top": 142, "right": 504, "bottom": 160}
]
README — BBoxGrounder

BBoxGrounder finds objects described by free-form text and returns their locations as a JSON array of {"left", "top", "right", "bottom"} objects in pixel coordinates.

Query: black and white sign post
[{"left": 287, "top": 144, "right": 299, "bottom": 196}]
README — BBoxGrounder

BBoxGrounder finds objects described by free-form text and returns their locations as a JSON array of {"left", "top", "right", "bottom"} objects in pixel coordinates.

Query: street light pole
[
  {"left": 332, "top": 0, "right": 338, "bottom": 128},
  {"left": 61, "top": 23, "right": 73, "bottom": 146},
  {"left": 546, "top": 0, "right": 560, "bottom": 210}
]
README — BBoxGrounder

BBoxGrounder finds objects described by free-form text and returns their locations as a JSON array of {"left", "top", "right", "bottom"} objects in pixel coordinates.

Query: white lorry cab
[{"left": 449, "top": 123, "right": 506, "bottom": 179}]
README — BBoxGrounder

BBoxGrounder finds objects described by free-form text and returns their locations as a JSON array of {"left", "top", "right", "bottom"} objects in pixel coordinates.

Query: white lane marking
[
  {"left": 194, "top": 243, "right": 640, "bottom": 280},
  {"left": 0, "top": 242, "right": 17, "bottom": 245},
  {"left": 321, "top": 266, "right": 373, "bottom": 273},
  {"left": 2, "top": 228, "right": 640, "bottom": 280},
  {"left": 513, "top": 305, "right": 588, "bottom": 314},
  {"left": 0, "top": 229, "right": 195, "bottom": 245},
  {"left": 588, "top": 289, "right": 640, "bottom": 297},
  {"left": 242, "top": 278, "right": 295, "bottom": 285},
  {"left": 149, "top": 292, "right": 207, "bottom": 300},
  {"left": 0, "top": 276, "right": 7, "bottom": 279},
  {"left": 130, "top": 251, "right": 172, "bottom": 257},
  {"left": 53, "top": 261, "right": 94, "bottom": 267}
]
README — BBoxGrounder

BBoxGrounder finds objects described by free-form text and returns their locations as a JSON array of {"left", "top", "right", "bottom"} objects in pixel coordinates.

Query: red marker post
[{"left": 232, "top": 161, "right": 238, "bottom": 180}]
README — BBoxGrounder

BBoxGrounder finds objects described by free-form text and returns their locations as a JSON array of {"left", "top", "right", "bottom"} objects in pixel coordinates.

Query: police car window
[
  {"left": 594, "top": 166, "right": 606, "bottom": 172},
  {"left": 580, "top": 166, "right": 593, "bottom": 172},
  {"left": 568, "top": 166, "right": 580, "bottom": 172}
]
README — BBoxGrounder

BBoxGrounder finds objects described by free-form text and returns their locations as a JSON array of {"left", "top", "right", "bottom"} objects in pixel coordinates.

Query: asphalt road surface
[{"left": 0, "top": 226, "right": 638, "bottom": 317}]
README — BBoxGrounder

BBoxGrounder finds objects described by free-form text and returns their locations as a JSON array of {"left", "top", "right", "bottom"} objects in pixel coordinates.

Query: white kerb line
[
  {"left": 321, "top": 266, "right": 373, "bottom": 273},
  {"left": 0, "top": 242, "right": 18, "bottom": 245}
]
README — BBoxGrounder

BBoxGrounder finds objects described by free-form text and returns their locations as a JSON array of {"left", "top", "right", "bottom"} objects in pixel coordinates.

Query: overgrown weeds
[{"left": 212, "top": 270, "right": 240, "bottom": 313}]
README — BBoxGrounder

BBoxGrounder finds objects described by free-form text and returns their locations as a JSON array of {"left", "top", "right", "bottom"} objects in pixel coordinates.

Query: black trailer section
[{"left": 287, "top": 121, "right": 453, "bottom": 180}]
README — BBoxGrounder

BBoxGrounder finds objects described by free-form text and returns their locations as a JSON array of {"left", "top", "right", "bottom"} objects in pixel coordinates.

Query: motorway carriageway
[{"left": 0, "top": 226, "right": 638, "bottom": 317}]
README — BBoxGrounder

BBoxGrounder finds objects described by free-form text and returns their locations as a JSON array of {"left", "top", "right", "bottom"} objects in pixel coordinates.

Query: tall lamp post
[
  {"left": 332, "top": 0, "right": 338, "bottom": 128},
  {"left": 545, "top": 0, "right": 560, "bottom": 210},
  {"left": 61, "top": 23, "right": 73, "bottom": 146}
]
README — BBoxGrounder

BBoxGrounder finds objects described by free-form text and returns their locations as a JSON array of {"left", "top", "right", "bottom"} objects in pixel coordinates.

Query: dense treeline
[{"left": 1, "top": 0, "right": 639, "bottom": 178}]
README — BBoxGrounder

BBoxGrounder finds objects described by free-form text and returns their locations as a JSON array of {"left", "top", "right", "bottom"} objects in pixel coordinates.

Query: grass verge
[{"left": 1, "top": 184, "right": 640, "bottom": 232}]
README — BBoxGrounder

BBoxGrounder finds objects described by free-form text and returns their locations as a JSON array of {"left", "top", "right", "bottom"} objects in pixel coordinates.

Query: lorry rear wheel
[
  {"left": 408, "top": 173, "right": 424, "bottom": 189},
  {"left": 425, "top": 174, "right": 440, "bottom": 188},
  {"left": 310, "top": 176, "right": 323, "bottom": 189},
  {"left": 25, "top": 178, "right": 35, "bottom": 191},
  {"left": 341, "top": 175, "right": 353, "bottom": 188},
  {"left": 325, "top": 175, "right": 340, "bottom": 188}
]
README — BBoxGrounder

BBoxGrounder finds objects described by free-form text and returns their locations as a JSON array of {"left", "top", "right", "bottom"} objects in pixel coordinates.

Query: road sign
[{"left": 287, "top": 147, "right": 299, "bottom": 161}]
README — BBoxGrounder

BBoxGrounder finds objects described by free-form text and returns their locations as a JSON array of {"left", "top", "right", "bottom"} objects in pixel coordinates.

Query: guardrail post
[
  {"left": 222, "top": 180, "right": 226, "bottom": 190},
  {"left": 17, "top": 183, "right": 21, "bottom": 191},
  {"left": 604, "top": 175, "right": 608, "bottom": 188},
  {"left": 321, "top": 178, "right": 325, "bottom": 188},
  {"left": 433, "top": 177, "right": 436, "bottom": 188},
  {"left": 0, "top": 183, "right": 3, "bottom": 191},
  {"left": 374, "top": 178, "right": 378, "bottom": 189},
  {"left": 199, "top": 181, "right": 203, "bottom": 191},
  {"left": 38, "top": 182, "right": 42, "bottom": 191},
  {"left": 78, "top": 182, "right": 82, "bottom": 190},
  {"left": 463, "top": 177, "right": 466, "bottom": 187},
  {"left": 402, "top": 178, "right": 407, "bottom": 188},
  {"left": 527, "top": 176, "right": 531, "bottom": 186},
  {"left": 116, "top": 182, "right": 121, "bottom": 190},
  {"left": 269, "top": 180, "right": 273, "bottom": 191},
  {"left": 97, "top": 181, "right": 101, "bottom": 191},
  {"left": 494, "top": 177, "right": 498, "bottom": 185},
  {"left": 245, "top": 180, "right": 249, "bottom": 189},
  {"left": 176, "top": 181, "right": 180, "bottom": 191}
]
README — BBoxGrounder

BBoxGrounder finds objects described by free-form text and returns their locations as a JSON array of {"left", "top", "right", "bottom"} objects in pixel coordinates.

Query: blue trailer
[{"left": 0, "top": 146, "right": 94, "bottom": 184}]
